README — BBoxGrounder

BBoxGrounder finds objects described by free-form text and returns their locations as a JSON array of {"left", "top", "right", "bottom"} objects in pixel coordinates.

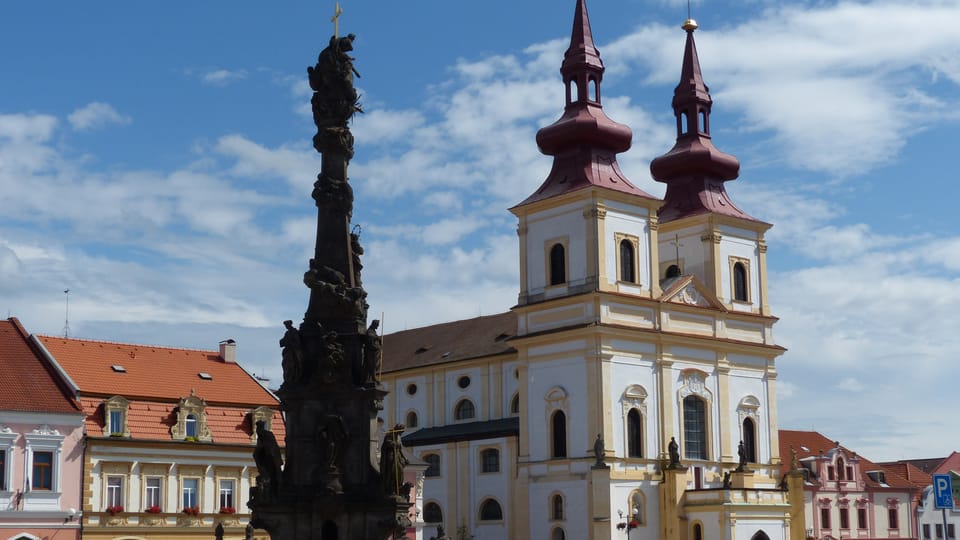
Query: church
[{"left": 380, "top": 1, "right": 801, "bottom": 539}]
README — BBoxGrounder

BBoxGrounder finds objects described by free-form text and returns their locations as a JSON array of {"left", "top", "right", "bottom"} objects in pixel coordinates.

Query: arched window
[
  {"left": 751, "top": 532, "right": 771, "bottom": 540},
  {"left": 837, "top": 457, "right": 845, "bottom": 480},
  {"left": 479, "top": 499, "right": 503, "bottom": 521},
  {"left": 454, "top": 399, "right": 475, "bottom": 421},
  {"left": 185, "top": 414, "right": 198, "bottom": 438},
  {"left": 549, "top": 244, "right": 566, "bottom": 285},
  {"left": 590, "top": 77, "right": 599, "bottom": 102},
  {"left": 406, "top": 411, "right": 419, "bottom": 428},
  {"left": 423, "top": 454, "right": 441, "bottom": 477},
  {"left": 321, "top": 520, "right": 338, "bottom": 540},
  {"left": 742, "top": 417, "right": 756, "bottom": 463},
  {"left": 619, "top": 239, "right": 636, "bottom": 283},
  {"left": 665, "top": 264, "right": 681, "bottom": 279},
  {"left": 551, "top": 410, "right": 567, "bottom": 458},
  {"left": 481, "top": 448, "right": 500, "bottom": 473},
  {"left": 629, "top": 490, "right": 645, "bottom": 524},
  {"left": 693, "top": 523, "right": 703, "bottom": 540},
  {"left": 423, "top": 502, "right": 443, "bottom": 523},
  {"left": 733, "top": 262, "right": 748, "bottom": 301},
  {"left": 700, "top": 110, "right": 708, "bottom": 134},
  {"left": 627, "top": 409, "right": 643, "bottom": 458},
  {"left": 683, "top": 396, "right": 707, "bottom": 460},
  {"left": 510, "top": 393, "right": 520, "bottom": 415},
  {"left": 551, "top": 527, "right": 566, "bottom": 540},
  {"left": 552, "top": 494, "right": 564, "bottom": 520}
]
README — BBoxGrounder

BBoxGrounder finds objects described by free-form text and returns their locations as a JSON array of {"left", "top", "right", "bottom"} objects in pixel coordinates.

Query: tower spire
[
  {"left": 650, "top": 20, "right": 755, "bottom": 223},
  {"left": 516, "top": 0, "right": 653, "bottom": 207}
]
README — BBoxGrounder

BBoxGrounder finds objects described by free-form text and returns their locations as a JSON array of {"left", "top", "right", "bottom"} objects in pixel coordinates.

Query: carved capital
[
  {"left": 517, "top": 225, "right": 527, "bottom": 236},
  {"left": 648, "top": 216, "right": 659, "bottom": 231},
  {"left": 700, "top": 233, "right": 722, "bottom": 244},
  {"left": 583, "top": 207, "right": 607, "bottom": 220},
  {"left": 758, "top": 241, "right": 768, "bottom": 253}
]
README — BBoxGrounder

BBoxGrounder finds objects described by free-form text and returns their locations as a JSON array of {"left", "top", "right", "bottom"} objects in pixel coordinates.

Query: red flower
[
  {"left": 628, "top": 520, "right": 640, "bottom": 530},
  {"left": 183, "top": 506, "right": 200, "bottom": 516},
  {"left": 145, "top": 505, "right": 162, "bottom": 513},
  {"left": 106, "top": 505, "right": 124, "bottom": 515},
  {"left": 219, "top": 506, "right": 236, "bottom": 514}
]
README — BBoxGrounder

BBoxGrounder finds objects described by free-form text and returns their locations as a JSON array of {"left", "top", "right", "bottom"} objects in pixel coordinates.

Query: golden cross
[{"left": 331, "top": 2, "right": 344, "bottom": 38}]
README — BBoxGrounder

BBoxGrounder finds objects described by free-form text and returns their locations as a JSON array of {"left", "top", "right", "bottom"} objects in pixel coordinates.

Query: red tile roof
[
  {"left": 0, "top": 318, "right": 81, "bottom": 414},
  {"left": 37, "top": 335, "right": 277, "bottom": 406}
]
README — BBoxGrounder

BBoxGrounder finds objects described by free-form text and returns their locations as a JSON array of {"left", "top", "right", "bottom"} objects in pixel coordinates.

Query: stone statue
[
  {"left": 317, "top": 414, "right": 348, "bottom": 471},
  {"left": 350, "top": 231, "right": 363, "bottom": 286},
  {"left": 380, "top": 424, "right": 408, "bottom": 497},
  {"left": 736, "top": 440, "right": 750, "bottom": 472},
  {"left": 668, "top": 437, "right": 681, "bottom": 469},
  {"left": 280, "top": 320, "right": 303, "bottom": 384},
  {"left": 215, "top": 523, "right": 224, "bottom": 540},
  {"left": 722, "top": 471, "right": 731, "bottom": 488},
  {"left": 593, "top": 433, "right": 606, "bottom": 467},
  {"left": 244, "top": 523, "right": 254, "bottom": 540},
  {"left": 317, "top": 324, "right": 344, "bottom": 384},
  {"left": 253, "top": 420, "right": 283, "bottom": 497},
  {"left": 308, "top": 33, "right": 362, "bottom": 130},
  {"left": 790, "top": 446, "right": 799, "bottom": 471},
  {"left": 363, "top": 320, "right": 382, "bottom": 386}
]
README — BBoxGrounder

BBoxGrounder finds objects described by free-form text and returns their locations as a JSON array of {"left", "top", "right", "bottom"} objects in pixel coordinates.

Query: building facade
[
  {"left": 0, "top": 318, "right": 85, "bottom": 540},
  {"left": 35, "top": 334, "right": 284, "bottom": 540},
  {"left": 380, "top": 2, "right": 799, "bottom": 539}
]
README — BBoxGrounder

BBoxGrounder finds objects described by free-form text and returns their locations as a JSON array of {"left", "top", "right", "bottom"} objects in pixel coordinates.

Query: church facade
[{"left": 381, "top": 2, "right": 801, "bottom": 539}]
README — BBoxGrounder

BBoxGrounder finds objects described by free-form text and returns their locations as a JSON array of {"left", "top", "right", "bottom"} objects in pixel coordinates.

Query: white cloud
[
  {"left": 201, "top": 69, "right": 248, "bottom": 86},
  {"left": 68, "top": 102, "right": 131, "bottom": 131}
]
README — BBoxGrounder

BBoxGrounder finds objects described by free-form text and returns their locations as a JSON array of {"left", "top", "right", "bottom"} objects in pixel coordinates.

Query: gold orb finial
[{"left": 682, "top": 18, "right": 698, "bottom": 32}]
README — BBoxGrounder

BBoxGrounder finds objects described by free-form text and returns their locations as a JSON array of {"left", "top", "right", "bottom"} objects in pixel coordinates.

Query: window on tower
[
  {"left": 683, "top": 396, "right": 707, "bottom": 460},
  {"left": 423, "top": 454, "right": 441, "bottom": 477},
  {"left": 619, "top": 239, "right": 636, "bottom": 283},
  {"left": 742, "top": 417, "right": 756, "bottom": 462},
  {"left": 733, "top": 261, "right": 749, "bottom": 302},
  {"left": 454, "top": 399, "right": 475, "bottom": 421},
  {"left": 549, "top": 244, "right": 566, "bottom": 285},
  {"left": 423, "top": 502, "right": 443, "bottom": 523},
  {"left": 551, "top": 410, "right": 567, "bottom": 458},
  {"left": 627, "top": 409, "right": 643, "bottom": 458},
  {"left": 479, "top": 498, "right": 503, "bottom": 521}
]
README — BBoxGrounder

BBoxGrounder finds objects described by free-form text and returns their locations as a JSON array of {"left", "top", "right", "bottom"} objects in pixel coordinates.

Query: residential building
[
  {"left": 380, "top": 1, "right": 798, "bottom": 539},
  {"left": 35, "top": 334, "right": 284, "bottom": 540},
  {"left": 0, "top": 318, "right": 85, "bottom": 540},
  {"left": 780, "top": 429, "right": 928, "bottom": 540},
  {"left": 908, "top": 455, "right": 960, "bottom": 540}
]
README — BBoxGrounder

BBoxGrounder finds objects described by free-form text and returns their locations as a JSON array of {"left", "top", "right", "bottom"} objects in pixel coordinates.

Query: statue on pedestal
[{"left": 253, "top": 421, "right": 283, "bottom": 499}]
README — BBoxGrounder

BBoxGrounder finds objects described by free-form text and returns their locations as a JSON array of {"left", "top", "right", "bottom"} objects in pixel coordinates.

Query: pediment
[{"left": 658, "top": 275, "right": 727, "bottom": 311}]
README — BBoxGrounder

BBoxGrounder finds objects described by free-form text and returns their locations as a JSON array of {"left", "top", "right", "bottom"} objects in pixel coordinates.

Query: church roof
[
  {"left": 37, "top": 335, "right": 277, "bottom": 406},
  {"left": 0, "top": 318, "right": 82, "bottom": 415},
  {"left": 381, "top": 312, "right": 516, "bottom": 373},
  {"left": 515, "top": 0, "right": 655, "bottom": 209},
  {"left": 402, "top": 417, "right": 519, "bottom": 447}
]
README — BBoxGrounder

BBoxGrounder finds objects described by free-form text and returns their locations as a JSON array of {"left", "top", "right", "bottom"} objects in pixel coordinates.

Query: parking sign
[{"left": 934, "top": 474, "right": 955, "bottom": 510}]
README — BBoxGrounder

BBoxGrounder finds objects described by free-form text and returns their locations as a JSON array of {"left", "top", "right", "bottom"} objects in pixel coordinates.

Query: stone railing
[{"left": 85, "top": 511, "right": 248, "bottom": 528}]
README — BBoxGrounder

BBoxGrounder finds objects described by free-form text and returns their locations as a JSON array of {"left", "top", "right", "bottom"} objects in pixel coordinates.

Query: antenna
[{"left": 62, "top": 289, "right": 71, "bottom": 338}]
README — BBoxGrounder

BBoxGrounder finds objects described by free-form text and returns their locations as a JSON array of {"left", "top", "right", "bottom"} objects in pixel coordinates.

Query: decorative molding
[
  {"left": 678, "top": 370, "right": 712, "bottom": 402},
  {"left": 544, "top": 386, "right": 569, "bottom": 417},
  {"left": 700, "top": 233, "right": 722, "bottom": 244},
  {"left": 31, "top": 424, "right": 61, "bottom": 436},
  {"left": 648, "top": 216, "right": 659, "bottom": 231},
  {"left": 678, "top": 284, "right": 702, "bottom": 305},
  {"left": 583, "top": 207, "right": 607, "bottom": 220},
  {"left": 758, "top": 241, "right": 768, "bottom": 253},
  {"left": 103, "top": 395, "right": 131, "bottom": 437},
  {"left": 736, "top": 395, "right": 761, "bottom": 425},
  {"left": 170, "top": 392, "right": 213, "bottom": 442},
  {"left": 0, "top": 424, "right": 12, "bottom": 434}
]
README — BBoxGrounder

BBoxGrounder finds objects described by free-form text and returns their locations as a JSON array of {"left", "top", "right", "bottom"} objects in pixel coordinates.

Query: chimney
[{"left": 219, "top": 339, "right": 236, "bottom": 363}]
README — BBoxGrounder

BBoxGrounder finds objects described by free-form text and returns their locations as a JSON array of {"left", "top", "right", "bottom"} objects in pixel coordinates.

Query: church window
[
  {"left": 751, "top": 533, "right": 771, "bottom": 540},
  {"left": 423, "top": 502, "right": 443, "bottom": 523},
  {"left": 733, "top": 261, "right": 749, "bottom": 302},
  {"left": 454, "top": 399, "right": 475, "bottom": 421},
  {"left": 551, "top": 494, "right": 564, "bottom": 520},
  {"left": 700, "top": 110, "right": 708, "bottom": 134},
  {"left": 406, "top": 411, "right": 419, "bottom": 428},
  {"left": 549, "top": 243, "right": 566, "bottom": 285},
  {"left": 665, "top": 264, "right": 681, "bottom": 279},
  {"left": 406, "top": 383, "right": 417, "bottom": 395},
  {"left": 742, "top": 417, "right": 756, "bottom": 463},
  {"left": 510, "top": 393, "right": 520, "bottom": 415},
  {"left": 589, "top": 77, "right": 599, "bottom": 102},
  {"left": 32, "top": 451, "right": 53, "bottom": 490},
  {"left": 619, "top": 239, "right": 636, "bottom": 283},
  {"left": 423, "top": 454, "right": 441, "bottom": 477},
  {"left": 481, "top": 448, "right": 500, "bottom": 473},
  {"left": 627, "top": 409, "right": 643, "bottom": 458},
  {"left": 479, "top": 498, "right": 503, "bottom": 521},
  {"left": 683, "top": 396, "right": 707, "bottom": 460},
  {"left": 551, "top": 528, "right": 566, "bottom": 540},
  {"left": 692, "top": 523, "right": 703, "bottom": 540},
  {"left": 551, "top": 410, "right": 567, "bottom": 458},
  {"left": 457, "top": 376, "right": 471, "bottom": 389}
]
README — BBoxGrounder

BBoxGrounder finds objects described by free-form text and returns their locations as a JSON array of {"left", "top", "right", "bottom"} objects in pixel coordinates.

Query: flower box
[
  {"left": 145, "top": 505, "right": 162, "bottom": 513},
  {"left": 219, "top": 507, "right": 236, "bottom": 514},
  {"left": 182, "top": 506, "right": 200, "bottom": 516},
  {"left": 106, "top": 505, "right": 124, "bottom": 515}
]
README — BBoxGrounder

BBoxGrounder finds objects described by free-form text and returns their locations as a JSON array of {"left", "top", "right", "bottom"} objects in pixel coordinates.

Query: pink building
[{"left": 0, "top": 318, "right": 86, "bottom": 540}]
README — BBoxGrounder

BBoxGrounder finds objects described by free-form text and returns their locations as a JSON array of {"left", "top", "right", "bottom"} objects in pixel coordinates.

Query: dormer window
[
  {"left": 249, "top": 406, "right": 274, "bottom": 443},
  {"left": 185, "top": 415, "right": 198, "bottom": 438},
  {"left": 103, "top": 396, "right": 130, "bottom": 438},
  {"left": 171, "top": 393, "right": 212, "bottom": 442}
]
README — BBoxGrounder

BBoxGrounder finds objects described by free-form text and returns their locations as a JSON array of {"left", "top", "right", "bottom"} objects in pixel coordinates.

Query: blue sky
[{"left": 2, "top": 0, "right": 959, "bottom": 461}]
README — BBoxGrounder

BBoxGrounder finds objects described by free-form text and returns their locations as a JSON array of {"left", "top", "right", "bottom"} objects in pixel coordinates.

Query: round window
[
  {"left": 406, "top": 383, "right": 417, "bottom": 395},
  {"left": 457, "top": 376, "right": 471, "bottom": 389}
]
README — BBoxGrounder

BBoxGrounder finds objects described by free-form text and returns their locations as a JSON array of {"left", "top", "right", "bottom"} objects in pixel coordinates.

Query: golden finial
[
  {"left": 331, "top": 2, "right": 344, "bottom": 38},
  {"left": 682, "top": 18, "right": 698, "bottom": 32}
]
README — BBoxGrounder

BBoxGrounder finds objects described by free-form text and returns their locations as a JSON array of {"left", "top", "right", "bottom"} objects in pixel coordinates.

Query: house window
[
  {"left": 924, "top": 524, "right": 931, "bottom": 539},
  {"left": 479, "top": 499, "right": 503, "bottom": 521},
  {"left": 423, "top": 502, "right": 442, "bottom": 523},
  {"left": 948, "top": 524, "right": 955, "bottom": 539},
  {"left": 619, "top": 239, "right": 636, "bottom": 283},
  {"left": 219, "top": 479, "right": 235, "bottom": 510},
  {"left": 840, "top": 508, "right": 849, "bottom": 529},
  {"left": 821, "top": 508, "right": 831, "bottom": 529},
  {"left": 182, "top": 478, "right": 199, "bottom": 509},
  {"left": 827, "top": 466, "right": 836, "bottom": 480},
  {"left": 185, "top": 414, "right": 198, "bottom": 438},
  {"left": 106, "top": 476, "right": 124, "bottom": 508},
  {"left": 937, "top": 525, "right": 944, "bottom": 539},
  {"left": 145, "top": 477, "right": 162, "bottom": 510},
  {"left": 846, "top": 466, "right": 854, "bottom": 479},
  {"left": 0, "top": 449, "right": 5, "bottom": 490},
  {"left": 551, "top": 494, "right": 564, "bottom": 520},
  {"left": 742, "top": 417, "right": 756, "bottom": 462},
  {"left": 481, "top": 448, "right": 500, "bottom": 473},
  {"left": 888, "top": 508, "right": 898, "bottom": 529},
  {"left": 109, "top": 410, "right": 125, "bottom": 436},
  {"left": 551, "top": 410, "right": 567, "bottom": 458},
  {"left": 510, "top": 394, "right": 520, "bottom": 415},
  {"left": 406, "top": 411, "right": 419, "bottom": 428},
  {"left": 683, "top": 396, "right": 707, "bottom": 460},
  {"left": 733, "top": 261, "right": 748, "bottom": 301},
  {"left": 857, "top": 508, "right": 867, "bottom": 529},
  {"left": 32, "top": 451, "right": 53, "bottom": 490},
  {"left": 454, "top": 400, "right": 475, "bottom": 421},
  {"left": 627, "top": 409, "right": 643, "bottom": 458},
  {"left": 549, "top": 243, "right": 566, "bottom": 285},
  {"left": 423, "top": 454, "right": 441, "bottom": 477}
]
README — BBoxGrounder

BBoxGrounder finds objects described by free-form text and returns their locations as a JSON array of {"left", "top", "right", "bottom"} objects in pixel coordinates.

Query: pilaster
[
  {"left": 660, "top": 467, "right": 688, "bottom": 540},
  {"left": 590, "top": 466, "right": 612, "bottom": 540},
  {"left": 717, "top": 356, "right": 733, "bottom": 462},
  {"left": 787, "top": 470, "right": 807, "bottom": 540},
  {"left": 758, "top": 238, "right": 771, "bottom": 316},
  {"left": 649, "top": 215, "right": 661, "bottom": 297}
]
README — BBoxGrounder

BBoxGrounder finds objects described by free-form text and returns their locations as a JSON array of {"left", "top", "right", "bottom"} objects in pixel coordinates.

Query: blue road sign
[{"left": 934, "top": 474, "right": 955, "bottom": 510}]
